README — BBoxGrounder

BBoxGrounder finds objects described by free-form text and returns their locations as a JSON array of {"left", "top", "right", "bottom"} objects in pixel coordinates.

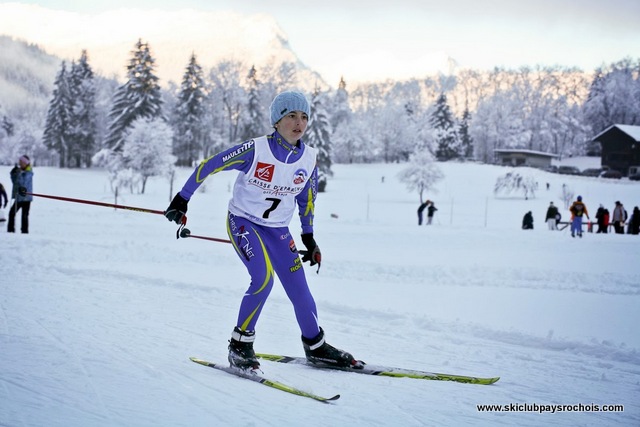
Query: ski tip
[
  {"left": 190, "top": 357, "right": 210, "bottom": 366},
  {"left": 324, "top": 394, "right": 341, "bottom": 402}
]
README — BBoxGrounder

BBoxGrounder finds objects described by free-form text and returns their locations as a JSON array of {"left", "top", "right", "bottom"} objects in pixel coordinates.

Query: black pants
[
  {"left": 614, "top": 222, "right": 625, "bottom": 234},
  {"left": 7, "top": 201, "right": 30, "bottom": 233}
]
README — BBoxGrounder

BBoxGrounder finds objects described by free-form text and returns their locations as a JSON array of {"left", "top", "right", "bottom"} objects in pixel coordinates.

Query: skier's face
[{"left": 275, "top": 111, "right": 308, "bottom": 145}]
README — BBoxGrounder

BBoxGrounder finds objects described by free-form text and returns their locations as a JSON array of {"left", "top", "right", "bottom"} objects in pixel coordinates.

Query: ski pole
[
  {"left": 27, "top": 192, "right": 170, "bottom": 218},
  {"left": 177, "top": 225, "right": 231, "bottom": 244},
  {"left": 27, "top": 192, "right": 232, "bottom": 244}
]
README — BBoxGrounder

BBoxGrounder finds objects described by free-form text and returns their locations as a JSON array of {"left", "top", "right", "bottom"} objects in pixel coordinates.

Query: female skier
[{"left": 165, "top": 91, "right": 359, "bottom": 371}]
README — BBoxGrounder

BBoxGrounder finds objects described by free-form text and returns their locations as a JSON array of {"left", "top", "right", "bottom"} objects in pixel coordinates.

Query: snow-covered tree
[
  {"left": 494, "top": 172, "right": 537, "bottom": 199},
  {"left": 458, "top": 107, "right": 473, "bottom": 159},
  {"left": 68, "top": 50, "right": 97, "bottom": 167},
  {"left": 431, "top": 93, "right": 459, "bottom": 160},
  {"left": 397, "top": 149, "right": 443, "bottom": 202},
  {"left": 559, "top": 184, "right": 575, "bottom": 210},
  {"left": 103, "top": 39, "right": 164, "bottom": 152},
  {"left": 172, "top": 53, "right": 207, "bottom": 166},
  {"left": 42, "top": 61, "right": 72, "bottom": 167},
  {"left": 208, "top": 60, "right": 247, "bottom": 144},
  {"left": 241, "top": 65, "right": 267, "bottom": 140},
  {"left": 306, "top": 87, "right": 333, "bottom": 192},
  {"left": 583, "top": 58, "right": 640, "bottom": 134},
  {"left": 121, "top": 118, "right": 175, "bottom": 194},
  {"left": 330, "top": 77, "right": 363, "bottom": 164},
  {"left": 0, "top": 109, "right": 14, "bottom": 159}
]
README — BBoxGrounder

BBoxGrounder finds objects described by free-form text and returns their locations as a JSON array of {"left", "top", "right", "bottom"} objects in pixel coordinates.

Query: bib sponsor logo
[
  {"left": 255, "top": 162, "right": 275, "bottom": 182},
  {"left": 293, "top": 168, "right": 308, "bottom": 185}
]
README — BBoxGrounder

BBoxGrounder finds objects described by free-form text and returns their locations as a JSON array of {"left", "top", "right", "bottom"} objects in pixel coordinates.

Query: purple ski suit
[{"left": 178, "top": 131, "right": 321, "bottom": 339}]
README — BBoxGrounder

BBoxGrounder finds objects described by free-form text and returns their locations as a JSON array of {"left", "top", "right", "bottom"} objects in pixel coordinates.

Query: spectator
[
  {"left": 612, "top": 201, "right": 626, "bottom": 234},
  {"left": 522, "top": 211, "right": 534, "bottom": 230},
  {"left": 569, "top": 195, "right": 589, "bottom": 238},
  {"left": 417, "top": 200, "right": 430, "bottom": 226},
  {"left": 545, "top": 202, "right": 558, "bottom": 230},
  {"left": 629, "top": 207, "right": 640, "bottom": 235},
  {"left": 7, "top": 155, "right": 34, "bottom": 234},
  {"left": 595, "top": 204, "right": 608, "bottom": 233},
  {"left": 0, "top": 182, "right": 7, "bottom": 222},
  {"left": 426, "top": 202, "right": 438, "bottom": 225}
]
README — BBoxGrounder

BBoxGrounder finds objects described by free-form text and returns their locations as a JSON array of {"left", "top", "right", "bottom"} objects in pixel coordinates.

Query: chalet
[
  {"left": 592, "top": 124, "right": 640, "bottom": 176},
  {"left": 493, "top": 149, "right": 558, "bottom": 169}
]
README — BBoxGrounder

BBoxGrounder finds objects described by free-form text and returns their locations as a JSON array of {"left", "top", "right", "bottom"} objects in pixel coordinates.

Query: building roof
[
  {"left": 493, "top": 149, "right": 558, "bottom": 158},
  {"left": 593, "top": 124, "right": 640, "bottom": 142}
]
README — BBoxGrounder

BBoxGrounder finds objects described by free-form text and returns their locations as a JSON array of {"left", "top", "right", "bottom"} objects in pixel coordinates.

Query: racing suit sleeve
[
  {"left": 179, "top": 140, "right": 255, "bottom": 200},
  {"left": 296, "top": 165, "right": 318, "bottom": 235}
]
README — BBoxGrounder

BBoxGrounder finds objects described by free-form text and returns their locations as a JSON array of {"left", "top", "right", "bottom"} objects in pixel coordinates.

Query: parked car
[
  {"left": 544, "top": 165, "right": 558, "bottom": 173},
  {"left": 600, "top": 170, "right": 623, "bottom": 179},
  {"left": 581, "top": 168, "right": 602, "bottom": 177},
  {"left": 629, "top": 172, "right": 640, "bottom": 181},
  {"left": 558, "top": 166, "right": 581, "bottom": 175}
]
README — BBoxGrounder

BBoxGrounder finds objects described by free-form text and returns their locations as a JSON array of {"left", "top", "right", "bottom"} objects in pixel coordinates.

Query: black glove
[
  {"left": 18, "top": 186, "right": 27, "bottom": 196},
  {"left": 164, "top": 193, "right": 188, "bottom": 224},
  {"left": 300, "top": 233, "right": 321, "bottom": 267}
]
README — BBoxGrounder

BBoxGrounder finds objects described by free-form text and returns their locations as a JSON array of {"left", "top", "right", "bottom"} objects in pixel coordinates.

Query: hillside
[
  {"left": 1, "top": 160, "right": 638, "bottom": 426},
  {"left": 0, "top": 35, "right": 59, "bottom": 113},
  {"left": 0, "top": 3, "right": 322, "bottom": 88}
]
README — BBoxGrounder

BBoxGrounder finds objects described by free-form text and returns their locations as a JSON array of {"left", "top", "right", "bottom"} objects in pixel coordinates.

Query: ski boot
[
  {"left": 302, "top": 327, "right": 363, "bottom": 369},
  {"left": 228, "top": 327, "right": 260, "bottom": 371}
]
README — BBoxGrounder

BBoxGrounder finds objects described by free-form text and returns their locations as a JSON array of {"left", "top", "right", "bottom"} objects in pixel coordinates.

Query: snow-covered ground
[{"left": 1, "top": 159, "right": 639, "bottom": 427}]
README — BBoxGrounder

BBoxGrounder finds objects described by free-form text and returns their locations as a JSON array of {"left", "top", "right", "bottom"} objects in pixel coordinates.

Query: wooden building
[
  {"left": 493, "top": 149, "right": 558, "bottom": 169},
  {"left": 592, "top": 124, "right": 640, "bottom": 176}
]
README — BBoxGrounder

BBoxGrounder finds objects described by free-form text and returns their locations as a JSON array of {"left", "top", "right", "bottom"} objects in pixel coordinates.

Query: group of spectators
[{"left": 523, "top": 197, "right": 640, "bottom": 236}]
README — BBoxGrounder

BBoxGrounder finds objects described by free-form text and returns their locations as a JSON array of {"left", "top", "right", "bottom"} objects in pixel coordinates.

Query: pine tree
[
  {"left": 458, "top": 106, "right": 473, "bottom": 159},
  {"left": 241, "top": 65, "right": 267, "bottom": 140},
  {"left": 331, "top": 77, "right": 359, "bottom": 164},
  {"left": 43, "top": 61, "right": 72, "bottom": 167},
  {"left": 68, "top": 50, "right": 97, "bottom": 167},
  {"left": 306, "top": 87, "right": 333, "bottom": 192},
  {"left": 104, "top": 39, "right": 164, "bottom": 152},
  {"left": 172, "top": 53, "right": 206, "bottom": 166},
  {"left": 431, "top": 93, "right": 459, "bottom": 160}
]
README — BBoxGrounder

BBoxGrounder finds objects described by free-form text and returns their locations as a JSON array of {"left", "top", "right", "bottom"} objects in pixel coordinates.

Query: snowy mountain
[
  {"left": 0, "top": 3, "right": 324, "bottom": 87},
  {"left": 1, "top": 160, "right": 639, "bottom": 426},
  {"left": 0, "top": 35, "right": 59, "bottom": 112}
]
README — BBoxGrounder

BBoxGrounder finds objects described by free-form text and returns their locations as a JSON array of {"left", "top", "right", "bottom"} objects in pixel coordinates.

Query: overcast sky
[{"left": 7, "top": 0, "right": 640, "bottom": 84}]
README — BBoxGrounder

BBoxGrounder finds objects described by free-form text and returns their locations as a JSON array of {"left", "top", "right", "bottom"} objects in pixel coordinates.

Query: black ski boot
[
  {"left": 302, "top": 327, "right": 360, "bottom": 368},
  {"left": 228, "top": 327, "right": 260, "bottom": 370}
]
